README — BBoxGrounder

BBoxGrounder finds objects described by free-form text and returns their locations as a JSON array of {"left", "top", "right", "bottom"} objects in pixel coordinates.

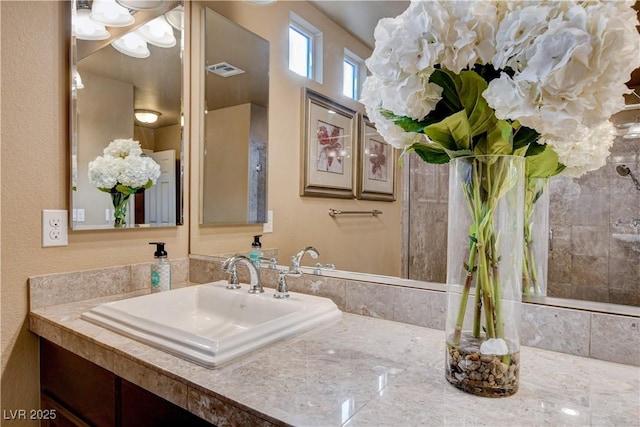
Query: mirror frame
[{"left": 70, "top": 0, "right": 185, "bottom": 230}]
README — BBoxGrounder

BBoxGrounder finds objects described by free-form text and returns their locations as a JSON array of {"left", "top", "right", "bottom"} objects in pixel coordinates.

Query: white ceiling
[{"left": 309, "top": 0, "right": 409, "bottom": 49}]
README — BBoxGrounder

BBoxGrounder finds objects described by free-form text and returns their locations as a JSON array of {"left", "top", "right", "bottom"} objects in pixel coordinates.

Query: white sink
[{"left": 81, "top": 281, "right": 341, "bottom": 367}]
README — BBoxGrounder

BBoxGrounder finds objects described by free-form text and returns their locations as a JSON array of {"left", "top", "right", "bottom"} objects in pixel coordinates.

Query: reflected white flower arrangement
[{"left": 88, "top": 138, "right": 160, "bottom": 193}]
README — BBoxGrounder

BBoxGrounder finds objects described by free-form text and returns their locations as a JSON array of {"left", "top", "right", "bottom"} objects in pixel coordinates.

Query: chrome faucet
[
  {"left": 289, "top": 246, "right": 319, "bottom": 274},
  {"left": 222, "top": 255, "right": 264, "bottom": 293},
  {"left": 274, "top": 270, "right": 302, "bottom": 299}
]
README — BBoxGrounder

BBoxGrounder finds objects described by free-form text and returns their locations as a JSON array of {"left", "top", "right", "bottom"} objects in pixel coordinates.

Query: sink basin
[{"left": 81, "top": 281, "right": 341, "bottom": 367}]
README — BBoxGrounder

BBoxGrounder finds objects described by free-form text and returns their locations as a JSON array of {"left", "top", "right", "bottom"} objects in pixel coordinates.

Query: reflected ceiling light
[
  {"left": 74, "top": 8, "right": 111, "bottom": 40},
  {"left": 112, "top": 32, "right": 150, "bottom": 58},
  {"left": 245, "top": 0, "right": 277, "bottom": 5},
  {"left": 115, "top": 0, "right": 163, "bottom": 10},
  {"left": 74, "top": 70, "right": 85, "bottom": 90},
  {"left": 135, "top": 109, "right": 161, "bottom": 124},
  {"left": 90, "top": 0, "right": 135, "bottom": 27},
  {"left": 137, "top": 16, "right": 176, "bottom": 48},
  {"left": 164, "top": 5, "right": 184, "bottom": 31}
]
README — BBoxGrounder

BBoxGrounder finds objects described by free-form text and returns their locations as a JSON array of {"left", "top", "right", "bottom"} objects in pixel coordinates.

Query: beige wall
[
  {"left": 203, "top": 104, "right": 251, "bottom": 223},
  {"left": 0, "top": 2, "right": 190, "bottom": 420},
  {"left": 190, "top": 1, "right": 403, "bottom": 276}
]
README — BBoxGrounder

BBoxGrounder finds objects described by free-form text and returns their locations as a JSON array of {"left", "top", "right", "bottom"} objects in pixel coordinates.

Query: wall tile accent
[
  {"left": 29, "top": 258, "right": 189, "bottom": 309},
  {"left": 590, "top": 313, "right": 640, "bottom": 366},
  {"left": 520, "top": 304, "right": 591, "bottom": 357}
]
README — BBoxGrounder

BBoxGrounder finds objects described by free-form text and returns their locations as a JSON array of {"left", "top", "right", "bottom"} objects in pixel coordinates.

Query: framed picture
[
  {"left": 301, "top": 88, "right": 357, "bottom": 198},
  {"left": 357, "top": 116, "right": 396, "bottom": 201}
]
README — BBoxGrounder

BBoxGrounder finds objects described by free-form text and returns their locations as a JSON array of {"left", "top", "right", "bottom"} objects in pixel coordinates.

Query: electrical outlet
[{"left": 43, "top": 210, "right": 68, "bottom": 247}]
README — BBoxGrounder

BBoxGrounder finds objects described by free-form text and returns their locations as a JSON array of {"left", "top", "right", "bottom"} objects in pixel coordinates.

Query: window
[
  {"left": 343, "top": 58, "right": 357, "bottom": 99},
  {"left": 343, "top": 49, "right": 365, "bottom": 100},
  {"left": 289, "top": 13, "right": 323, "bottom": 82},
  {"left": 289, "top": 26, "right": 311, "bottom": 77}
]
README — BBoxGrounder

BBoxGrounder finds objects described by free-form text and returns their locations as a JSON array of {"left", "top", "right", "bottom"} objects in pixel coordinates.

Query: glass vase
[
  {"left": 523, "top": 177, "right": 549, "bottom": 296},
  {"left": 445, "top": 155, "right": 524, "bottom": 397},
  {"left": 110, "top": 192, "right": 130, "bottom": 228}
]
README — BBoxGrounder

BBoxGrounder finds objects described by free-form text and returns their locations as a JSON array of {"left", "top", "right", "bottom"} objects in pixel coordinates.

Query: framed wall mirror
[
  {"left": 71, "top": 0, "right": 184, "bottom": 229},
  {"left": 200, "top": 7, "right": 269, "bottom": 225},
  {"left": 190, "top": 1, "right": 640, "bottom": 312}
]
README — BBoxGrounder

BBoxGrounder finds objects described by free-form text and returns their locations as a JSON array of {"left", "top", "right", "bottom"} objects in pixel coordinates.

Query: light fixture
[
  {"left": 74, "top": 8, "right": 111, "bottom": 40},
  {"left": 90, "top": 0, "right": 135, "bottom": 27},
  {"left": 115, "top": 0, "right": 163, "bottom": 10},
  {"left": 244, "top": 0, "right": 277, "bottom": 5},
  {"left": 74, "top": 70, "right": 84, "bottom": 90},
  {"left": 164, "top": 5, "right": 184, "bottom": 31},
  {"left": 135, "top": 109, "right": 161, "bottom": 124},
  {"left": 137, "top": 16, "right": 176, "bottom": 48},
  {"left": 112, "top": 32, "right": 150, "bottom": 58}
]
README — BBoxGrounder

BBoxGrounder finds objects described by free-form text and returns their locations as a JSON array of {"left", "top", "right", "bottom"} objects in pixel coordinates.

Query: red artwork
[{"left": 316, "top": 121, "right": 344, "bottom": 174}]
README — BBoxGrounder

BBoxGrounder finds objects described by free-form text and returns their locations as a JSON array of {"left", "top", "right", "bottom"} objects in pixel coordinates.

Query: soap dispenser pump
[
  {"left": 249, "top": 235, "right": 263, "bottom": 268},
  {"left": 149, "top": 242, "right": 171, "bottom": 293}
]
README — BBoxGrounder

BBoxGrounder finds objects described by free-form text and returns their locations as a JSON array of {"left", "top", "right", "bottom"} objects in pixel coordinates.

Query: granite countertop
[{"left": 30, "top": 289, "right": 640, "bottom": 427}]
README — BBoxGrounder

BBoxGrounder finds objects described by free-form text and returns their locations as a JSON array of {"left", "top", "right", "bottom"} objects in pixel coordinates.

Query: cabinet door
[
  {"left": 40, "top": 340, "right": 117, "bottom": 426},
  {"left": 120, "top": 380, "right": 213, "bottom": 427},
  {"left": 41, "top": 394, "right": 90, "bottom": 427}
]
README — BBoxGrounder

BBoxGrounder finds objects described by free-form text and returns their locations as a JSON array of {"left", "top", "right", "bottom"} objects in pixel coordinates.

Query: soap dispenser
[
  {"left": 149, "top": 242, "right": 171, "bottom": 293},
  {"left": 249, "top": 235, "right": 263, "bottom": 268}
]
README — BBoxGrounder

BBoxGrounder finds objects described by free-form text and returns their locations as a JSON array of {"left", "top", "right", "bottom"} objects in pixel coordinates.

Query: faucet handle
[
  {"left": 275, "top": 269, "right": 302, "bottom": 299},
  {"left": 313, "top": 263, "right": 336, "bottom": 275},
  {"left": 260, "top": 256, "right": 278, "bottom": 269}
]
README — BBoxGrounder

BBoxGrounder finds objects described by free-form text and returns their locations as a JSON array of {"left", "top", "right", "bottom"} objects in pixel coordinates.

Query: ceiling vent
[{"left": 206, "top": 62, "right": 246, "bottom": 78}]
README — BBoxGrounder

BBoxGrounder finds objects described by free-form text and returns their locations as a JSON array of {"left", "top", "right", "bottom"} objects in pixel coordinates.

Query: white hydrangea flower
[
  {"left": 361, "top": 0, "right": 640, "bottom": 179},
  {"left": 103, "top": 138, "right": 142, "bottom": 158},
  {"left": 88, "top": 139, "right": 161, "bottom": 191},
  {"left": 118, "top": 155, "right": 161, "bottom": 188},
  {"left": 88, "top": 155, "right": 121, "bottom": 189},
  {"left": 361, "top": 76, "right": 423, "bottom": 150},
  {"left": 541, "top": 121, "right": 615, "bottom": 178}
]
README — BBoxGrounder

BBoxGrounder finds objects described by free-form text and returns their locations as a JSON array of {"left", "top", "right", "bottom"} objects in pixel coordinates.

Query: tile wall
[{"left": 404, "top": 137, "right": 640, "bottom": 307}]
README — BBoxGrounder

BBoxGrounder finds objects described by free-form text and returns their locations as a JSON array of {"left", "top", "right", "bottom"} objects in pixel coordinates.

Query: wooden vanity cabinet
[{"left": 40, "top": 339, "right": 213, "bottom": 427}]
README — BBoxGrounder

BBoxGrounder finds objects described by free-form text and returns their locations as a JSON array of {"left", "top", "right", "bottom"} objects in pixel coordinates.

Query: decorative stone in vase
[{"left": 445, "top": 155, "right": 524, "bottom": 397}]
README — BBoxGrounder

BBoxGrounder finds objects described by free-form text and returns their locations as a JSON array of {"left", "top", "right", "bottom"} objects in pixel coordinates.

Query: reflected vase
[
  {"left": 444, "top": 155, "right": 524, "bottom": 397},
  {"left": 523, "top": 178, "right": 550, "bottom": 297},
  {"left": 111, "top": 191, "right": 130, "bottom": 228}
]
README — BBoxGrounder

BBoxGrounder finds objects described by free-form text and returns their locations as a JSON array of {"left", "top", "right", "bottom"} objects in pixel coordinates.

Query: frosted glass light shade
[
  {"left": 91, "top": 0, "right": 135, "bottom": 27},
  {"left": 164, "top": 5, "right": 184, "bottom": 31},
  {"left": 74, "top": 9, "right": 110, "bottom": 40},
  {"left": 112, "top": 33, "right": 150, "bottom": 58},
  {"left": 137, "top": 16, "right": 176, "bottom": 48},
  {"left": 135, "top": 109, "right": 161, "bottom": 124}
]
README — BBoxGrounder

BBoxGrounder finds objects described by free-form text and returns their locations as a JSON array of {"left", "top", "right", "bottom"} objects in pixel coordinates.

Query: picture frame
[
  {"left": 357, "top": 115, "right": 396, "bottom": 201},
  {"left": 300, "top": 88, "right": 357, "bottom": 198}
]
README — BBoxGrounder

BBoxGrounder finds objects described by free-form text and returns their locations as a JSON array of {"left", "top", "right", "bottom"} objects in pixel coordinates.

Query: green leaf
[
  {"left": 513, "top": 124, "right": 540, "bottom": 151},
  {"left": 424, "top": 110, "right": 471, "bottom": 150},
  {"left": 380, "top": 110, "right": 440, "bottom": 134},
  {"left": 115, "top": 185, "right": 133, "bottom": 195},
  {"left": 143, "top": 179, "right": 153, "bottom": 189},
  {"left": 525, "top": 145, "right": 563, "bottom": 178},
  {"left": 430, "top": 69, "right": 463, "bottom": 114},
  {"left": 476, "top": 119, "right": 512, "bottom": 155},
  {"left": 409, "top": 142, "right": 450, "bottom": 164}
]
